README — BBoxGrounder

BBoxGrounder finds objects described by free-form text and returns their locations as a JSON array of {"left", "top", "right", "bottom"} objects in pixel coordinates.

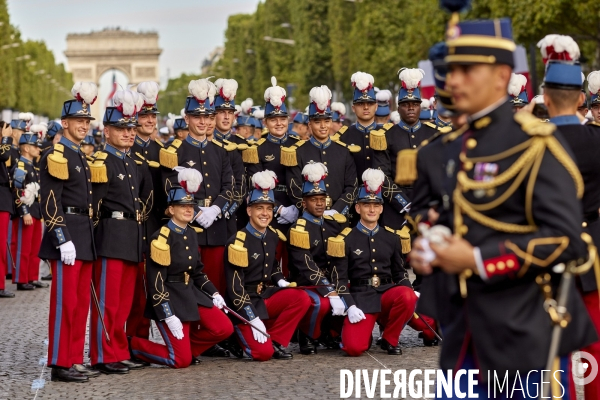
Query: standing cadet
[
  {"left": 327, "top": 169, "right": 419, "bottom": 356},
  {"left": 10, "top": 125, "right": 46, "bottom": 290},
  {"left": 213, "top": 78, "right": 246, "bottom": 239},
  {"left": 329, "top": 102, "right": 346, "bottom": 136},
  {"left": 0, "top": 121, "right": 16, "bottom": 298},
  {"left": 224, "top": 171, "right": 311, "bottom": 361},
  {"left": 40, "top": 82, "right": 97, "bottom": 382},
  {"left": 244, "top": 77, "right": 300, "bottom": 274},
  {"left": 587, "top": 71, "right": 600, "bottom": 123},
  {"left": 291, "top": 112, "right": 309, "bottom": 140},
  {"left": 41, "top": 121, "right": 62, "bottom": 155},
  {"left": 410, "top": 17, "right": 596, "bottom": 398},
  {"left": 287, "top": 162, "right": 347, "bottom": 355},
  {"left": 374, "top": 89, "right": 393, "bottom": 126},
  {"left": 130, "top": 184, "right": 234, "bottom": 368},
  {"left": 160, "top": 78, "right": 234, "bottom": 295},
  {"left": 10, "top": 113, "right": 31, "bottom": 167},
  {"left": 80, "top": 136, "right": 95, "bottom": 157},
  {"left": 287, "top": 85, "right": 358, "bottom": 222},
  {"left": 89, "top": 89, "right": 148, "bottom": 374}
]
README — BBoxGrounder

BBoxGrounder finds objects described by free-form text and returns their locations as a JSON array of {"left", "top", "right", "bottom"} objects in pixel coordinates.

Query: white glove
[
  {"left": 212, "top": 293, "right": 226, "bottom": 309},
  {"left": 164, "top": 315, "right": 184, "bottom": 340},
  {"left": 195, "top": 205, "right": 221, "bottom": 228},
  {"left": 59, "top": 241, "right": 76, "bottom": 266},
  {"left": 277, "top": 205, "right": 299, "bottom": 224},
  {"left": 277, "top": 279, "right": 291, "bottom": 288},
  {"left": 323, "top": 209, "right": 338, "bottom": 217},
  {"left": 249, "top": 317, "right": 268, "bottom": 344},
  {"left": 418, "top": 238, "right": 436, "bottom": 264},
  {"left": 329, "top": 295, "right": 346, "bottom": 316},
  {"left": 347, "top": 305, "right": 366, "bottom": 324}
]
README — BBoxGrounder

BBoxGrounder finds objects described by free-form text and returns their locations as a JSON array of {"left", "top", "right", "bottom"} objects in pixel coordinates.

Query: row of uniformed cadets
[{"left": 403, "top": 0, "right": 600, "bottom": 397}]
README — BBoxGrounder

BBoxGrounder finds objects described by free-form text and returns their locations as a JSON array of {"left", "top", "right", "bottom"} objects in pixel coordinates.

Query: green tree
[{"left": 328, "top": 0, "right": 357, "bottom": 102}]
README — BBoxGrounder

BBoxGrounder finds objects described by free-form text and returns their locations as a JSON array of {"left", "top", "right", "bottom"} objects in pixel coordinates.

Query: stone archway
[{"left": 64, "top": 28, "right": 162, "bottom": 119}]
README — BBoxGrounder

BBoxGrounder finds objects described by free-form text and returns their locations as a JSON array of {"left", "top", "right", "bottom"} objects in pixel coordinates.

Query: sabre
[
  {"left": 413, "top": 312, "right": 443, "bottom": 342},
  {"left": 200, "top": 289, "right": 270, "bottom": 338},
  {"left": 90, "top": 282, "right": 111, "bottom": 342},
  {"left": 6, "top": 242, "right": 16, "bottom": 277}
]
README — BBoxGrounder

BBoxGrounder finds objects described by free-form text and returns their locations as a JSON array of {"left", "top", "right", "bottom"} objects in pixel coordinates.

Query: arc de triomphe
[{"left": 64, "top": 28, "right": 162, "bottom": 120}]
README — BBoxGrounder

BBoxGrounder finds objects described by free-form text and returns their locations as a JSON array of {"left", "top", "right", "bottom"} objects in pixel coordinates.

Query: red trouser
[
  {"left": 131, "top": 305, "right": 233, "bottom": 368},
  {"left": 298, "top": 288, "right": 332, "bottom": 339},
  {"left": 11, "top": 218, "right": 42, "bottom": 284},
  {"left": 90, "top": 258, "right": 138, "bottom": 365},
  {"left": 0, "top": 212, "right": 10, "bottom": 287},
  {"left": 126, "top": 260, "right": 151, "bottom": 339},
  {"left": 48, "top": 260, "right": 93, "bottom": 368},
  {"left": 275, "top": 241, "right": 289, "bottom": 278},
  {"left": 408, "top": 312, "right": 437, "bottom": 341},
  {"left": 235, "top": 289, "right": 311, "bottom": 361},
  {"left": 582, "top": 291, "right": 600, "bottom": 399},
  {"left": 341, "top": 285, "right": 416, "bottom": 357},
  {"left": 199, "top": 246, "right": 225, "bottom": 294}
]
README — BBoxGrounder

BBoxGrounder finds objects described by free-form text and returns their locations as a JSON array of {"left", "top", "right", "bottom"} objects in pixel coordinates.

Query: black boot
[
  {"left": 297, "top": 331, "right": 316, "bottom": 355},
  {"left": 92, "top": 362, "right": 129, "bottom": 374},
  {"left": 51, "top": 367, "right": 89, "bottom": 383},
  {"left": 272, "top": 341, "right": 293, "bottom": 360},
  {"left": 41, "top": 274, "right": 52, "bottom": 281},
  {"left": 380, "top": 338, "right": 402, "bottom": 355},
  {"left": 201, "top": 343, "right": 231, "bottom": 357},
  {"left": 226, "top": 335, "right": 247, "bottom": 359},
  {"left": 30, "top": 280, "right": 49, "bottom": 288},
  {"left": 72, "top": 364, "right": 100, "bottom": 378},
  {"left": 0, "top": 289, "right": 15, "bottom": 298},
  {"left": 17, "top": 283, "right": 35, "bottom": 291}
]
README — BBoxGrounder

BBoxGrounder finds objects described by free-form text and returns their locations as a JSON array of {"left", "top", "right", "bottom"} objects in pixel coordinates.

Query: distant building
[{"left": 201, "top": 47, "right": 224, "bottom": 75}]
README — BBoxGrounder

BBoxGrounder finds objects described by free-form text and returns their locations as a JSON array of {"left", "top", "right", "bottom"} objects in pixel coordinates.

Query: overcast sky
[{"left": 7, "top": 0, "right": 260, "bottom": 84}]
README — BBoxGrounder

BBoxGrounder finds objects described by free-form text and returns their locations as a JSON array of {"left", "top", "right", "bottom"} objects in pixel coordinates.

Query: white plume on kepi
[
  {"left": 331, "top": 102, "right": 346, "bottom": 116},
  {"left": 587, "top": 71, "right": 600, "bottom": 95},
  {"left": 71, "top": 82, "right": 98, "bottom": 104},
  {"left": 252, "top": 170, "right": 277, "bottom": 190},
  {"left": 362, "top": 168, "right": 385, "bottom": 193},
  {"left": 264, "top": 76, "right": 286, "bottom": 108},
  {"left": 137, "top": 81, "right": 160, "bottom": 105},
  {"left": 18, "top": 112, "right": 34, "bottom": 122},
  {"left": 166, "top": 117, "right": 175, "bottom": 134},
  {"left": 537, "top": 34, "right": 580, "bottom": 62},
  {"left": 398, "top": 68, "right": 425, "bottom": 89},
  {"left": 302, "top": 162, "right": 328, "bottom": 183},
  {"left": 253, "top": 109, "right": 265, "bottom": 120},
  {"left": 29, "top": 124, "right": 47, "bottom": 136},
  {"left": 215, "top": 78, "right": 238, "bottom": 101},
  {"left": 241, "top": 98, "right": 254, "bottom": 115},
  {"left": 376, "top": 89, "right": 392, "bottom": 103},
  {"left": 508, "top": 73, "right": 528, "bottom": 97},
  {"left": 390, "top": 111, "right": 400, "bottom": 124},
  {"left": 351, "top": 72, "right": 374, "bottom": 91},
  {"left": 420, "top": 99, "right": 430, "bottom": 110},
  {"left": 309, "top": 86, "right": 332, "bottom": 113},
  {"left": 188, "top": 79, "right": 217, "bottom": 104},
  {"left": 174, "top": 166, "right": 203, "bottom": 194},
  {"left": 113, "top": 89, "right": 140, "bottom": 117}
]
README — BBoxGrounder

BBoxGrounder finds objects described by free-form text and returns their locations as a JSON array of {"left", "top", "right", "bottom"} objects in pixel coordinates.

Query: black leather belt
[
  {"left": 350, "top": 276, "right": 393, "bottom": 288},
  {"left": 245, "top": 282, "right": 272, "bottom": 295},
  {"left": 167, "top": 272, "right": 190, "bottom": 285},
  {"left": 99, "top": 209, "right": 140, "bottom": 222},
  {"left": 63, "top": 207, "right": 92, "bottom": 218},
  {"left": 196, "top": 199, "right": 212, "bottom": 207},
  {"left": 274, "top": 185, "right": 287, "bottom": 192}
]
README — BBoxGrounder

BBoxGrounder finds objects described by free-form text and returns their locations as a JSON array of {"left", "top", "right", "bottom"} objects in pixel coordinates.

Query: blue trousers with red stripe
[
  {"left": 10, "top": 217, "right": 42, "bottom": 284},
  {"left": 130, "top": 305, "right": 233, "bottom": 368},
  {"left": 47, "top": 259, "right": 93, "bottom": 368}
]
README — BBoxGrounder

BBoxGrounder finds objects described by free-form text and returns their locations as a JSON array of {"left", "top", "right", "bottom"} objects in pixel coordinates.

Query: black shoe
[
  {"left": 225, "top": 336, "right": 247, "bottom": 359},
  {"left": 92, "top": 362, "right": 129, "bottom": 374},
  {"left": 380, "top": 339, "right": 402, "bottom": 355},
  {"left": 423, "top": 337, "right": 439, "bottom": 347},
  {"left": 201, "top": 344, "right": 230, "bottom": 357},
  {"left": 272, "top": 342, "right": 293, "bottom": 360},
  {"left": 17, "top": 283, "right": 35, "bottom": 291},
  {"left": 0, "top": 289, "right": 15, "bottom": 298},
  {"left": 120, "top": 359, "right": 147, "bottom": 370},
  {"left": 6, "top": 273, "right": 11, "bottom": 280},
  {"left": 30, "top": 280, "right": 49, "bottom": 288},
  {"left": 190, "top": 357, "right": 201, "bottom": 365},
  {"left": 51, "top": 367, "right": 89, "bottom": 383},
  {"left": 297, "top": 331, "right": 316, "bottom": 355},
  {"left": 41, "top": 274, "right": 52, "bottom": 281},
  {"left": 72, "top": 364, "right": 101, "bottom": 378}
]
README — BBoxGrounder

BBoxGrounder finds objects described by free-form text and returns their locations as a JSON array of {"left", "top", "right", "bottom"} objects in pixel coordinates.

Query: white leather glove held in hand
[
  {"left": 347, "top": 305, "right": 366, "bottom": 324},
  {"left": 59, "top": 241, "right": 76, "bottom": 266},
  {"left": 212, "top": 293, "right": 226, "bottom": 309},
  {"left": 249, "top": 317, "right": 268, "bottom": 344},
  {"left": 277, "top": 205, "right": 299, "bottom": 224},
  {"left": 164, "top": 315, "right": 184, "bottom": 340},
  {"left": 323, "top": 209, "right": 338, "bottom": 217},
  {"left": 277, "top": 279, "right": 291, "bottom": 288},
  {"left": 196, "top": 205, "right": 221, "bottom": 228},
  {"left": 329, "top": 295, "right": 346, "bottom": 316}
]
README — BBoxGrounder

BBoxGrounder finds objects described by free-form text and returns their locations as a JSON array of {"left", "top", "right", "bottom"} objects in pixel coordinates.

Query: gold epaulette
[
  {"left": 385, "top": 226, "right": 412, "bottom": 254},
  {"left": 324, "top": 214, "right": 347, "bottom": 224},
  {"left": 154, "top": 138, "right": 164, "bottom": 148},
  {"left": 159, "top": 139, "right": 181, "bottom": 169},
  {"left": 289, "top": 135, "right": 300, "bottom": 140},
  {"left": 242, "top": 144, "right": 259, "bottom": 164},
  {"left": 369, "top": 129, "right": 387, "bottom": 151},
  {"left": 439, "top": 126, "right": 453, "bottom": 133},
  {"left": 236, "top": 143, "right": 249, "bottom": 151},
  {"left": 586, "top": 121, "right": 600, "bottom": 128},
  {"left": 281, "top": 140, "right": 306, "bottom": 167},
  {"left": 333, "top": 139, "right": 360, "bottom": 153},
  {"left": 89, "top": 151, "right": 108, "bottom": 183},
  {"left": 289, "top": 219, "right": 310, "bottom": 249},
  {"left": 268, "top": 226, "right": 287, "bottom": 241},
  {"left": 228, "top": 231, "right": 248, "bottom": 267},
  {"left": 235, "top": 133, "right": 247, "bottom": 140},
  {"left": 424, "top": 121, "right": 438, "bottom": 130},
  {"left": 47, "top": 143, "right": 69, "bottom": 180},
  {"left": 17, "top": 160, "right": 25, "bottom": 171},
  {"left": 191, "top": 226, "right": 204, "bottom": 233},
  {"left": 150, "top": 227, "right": 171, "bottom": 266},
  {"left": 327, "top": 227, "right": 351, "bottom": 257},
  {"left": 220, "top": 140, "right": 238, "bottom": 152},
  {"left": 514, "top": 112, "right": 555, "bottom": 137},
  {"left": 261, "top": 128, "right": 269, "bottom": 136}
]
